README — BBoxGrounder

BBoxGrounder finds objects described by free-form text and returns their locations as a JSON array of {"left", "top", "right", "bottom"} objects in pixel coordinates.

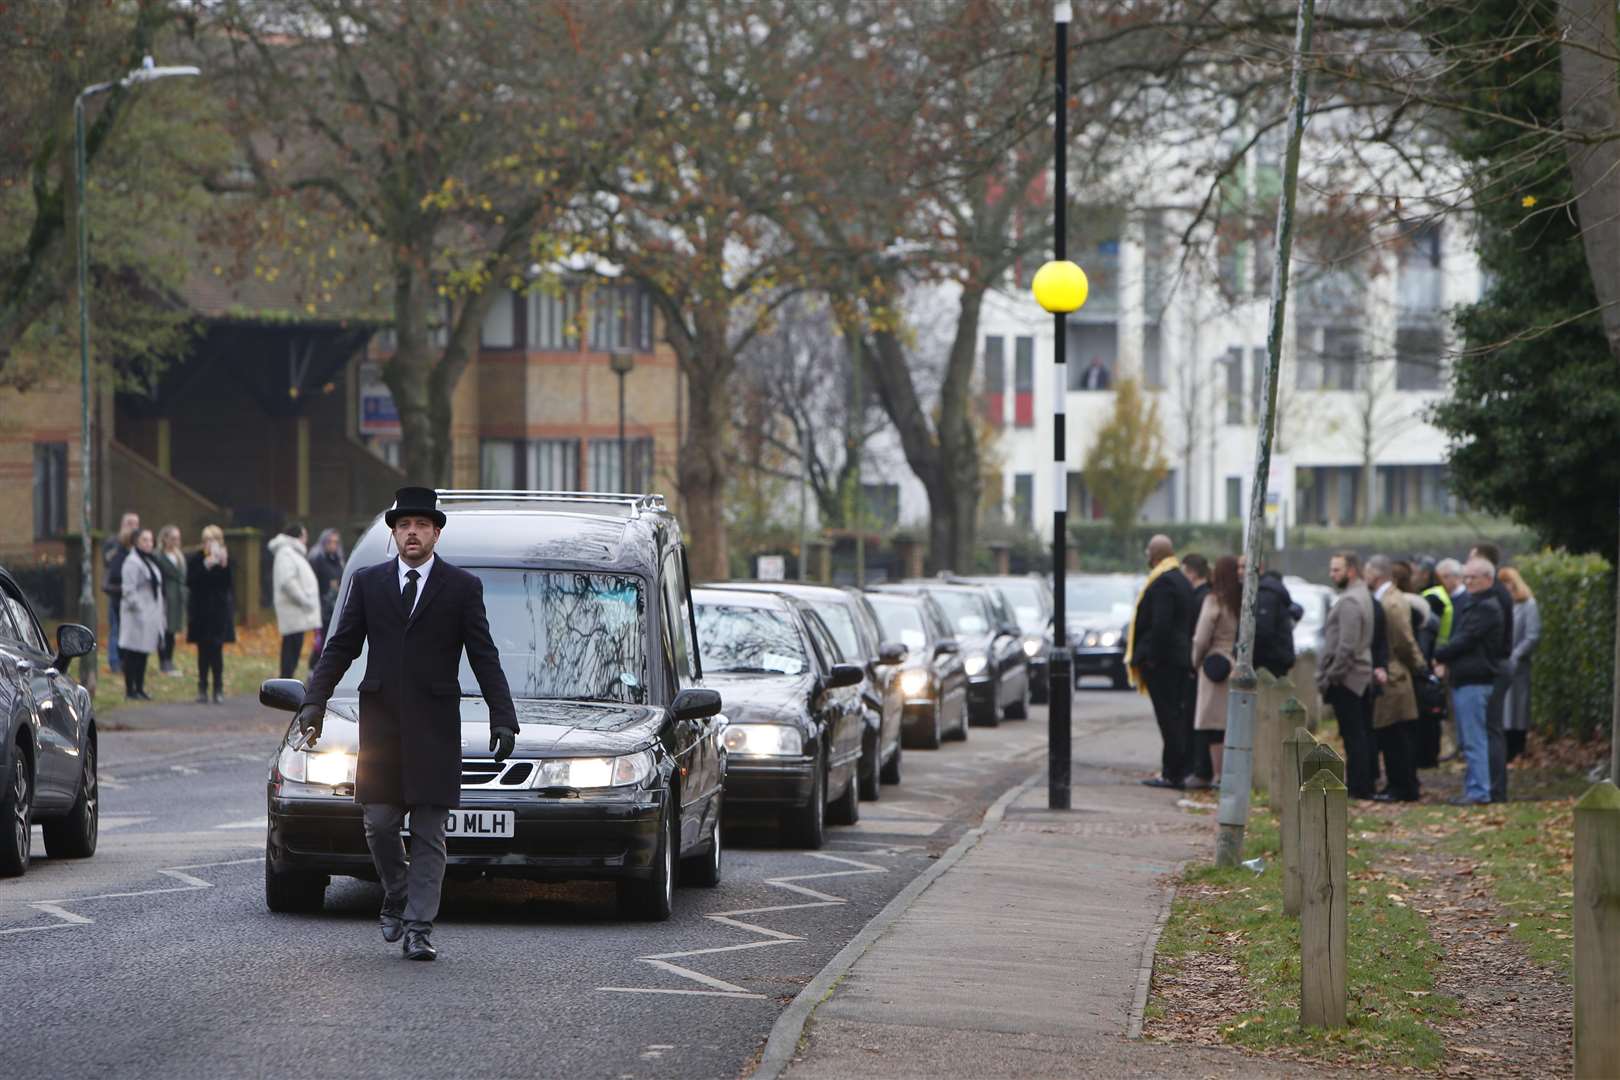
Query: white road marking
[
  {"left": 213, "top": 818, "right": 268, "bottom": 830},
  {"left": 99, "top": 814, "right": 152, "bottom": 831},
  {"left": 0, "top": 856, "right": 264, "bottom": 936},
  {"left": 168, "top": 765, "right": 200, "bottom": 775},
  {"left": 845, "top": 818, "right": 942, "bottom": 836},
  {"left": 599, "top": 851, "right": 888, "bottom": 1000}
]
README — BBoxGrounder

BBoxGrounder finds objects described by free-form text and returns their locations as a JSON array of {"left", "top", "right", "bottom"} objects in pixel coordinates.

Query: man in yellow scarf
[{"left": 1125, "top": 535, "right": 1196, "bottom": 788}]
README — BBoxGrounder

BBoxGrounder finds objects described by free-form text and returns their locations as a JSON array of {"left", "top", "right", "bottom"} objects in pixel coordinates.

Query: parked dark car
[
  {"left": 951, "top": 574, "right": 1053, "bottom": 704},
  {"left": 692, "top": 587, "right": 865, "bottom": 848},
  {"left": 863, "top": 589, "right": 968, "bottom": 748},
  {"left": 260, "top": 491, "right": 724, "bottom": 921},
  {"left": 716, "top": 581, "right": 905, "bottom": 799},
  {"left": 0, "top": 567, "right": 99, "bottom": 877},
  {"left": 876, "top": 581, "right": 1028, "bottom": 725},
  {"left": 1065, "top": 574, "right": 1141, "bottom": 689}
]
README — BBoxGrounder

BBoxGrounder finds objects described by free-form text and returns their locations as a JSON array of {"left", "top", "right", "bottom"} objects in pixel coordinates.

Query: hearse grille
[{"left": 460, "top": 759, "right": 534, "bottom": 789}]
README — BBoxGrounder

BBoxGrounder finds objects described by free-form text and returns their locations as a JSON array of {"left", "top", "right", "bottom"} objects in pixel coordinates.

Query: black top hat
[{"left": 385, "top": 486, "right": 446, "bottom": 529}]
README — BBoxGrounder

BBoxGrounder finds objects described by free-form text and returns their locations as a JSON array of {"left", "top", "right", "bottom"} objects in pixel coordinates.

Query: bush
[{"left": 1515, "top": 550, "right": 1615, "bottom": 740}]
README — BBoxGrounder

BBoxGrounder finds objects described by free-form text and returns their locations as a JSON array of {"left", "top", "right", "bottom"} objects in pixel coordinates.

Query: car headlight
[
  {"left": 1100, "top": 631, "right": 1120, "bottom": 647},
  {"left": 1022, "top": 638, "right": 1041, "bottom": 657},
  {"left": 1081, "top": 631, "right": 1100, "bottom": 647},
  {"left": 535, "top": 751, "right": 653, "bottom": 789},
  {"left": 277, "top": 743, "right": 356, "bottom": 788},
  {"left": 963, "top": 653, "right": 988, "bottom": 677},
  {"left": 898, "top": 668, "right": 930, "bottom": 696},
  {"left": 721, "top": 724, "right": 804, "bottom": 756}
]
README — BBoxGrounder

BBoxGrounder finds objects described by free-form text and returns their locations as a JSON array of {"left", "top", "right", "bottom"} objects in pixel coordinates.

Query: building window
[
  {"left": 638, "top": 290, "right": 655, "bottom": 351},
  {"left": 1298, "top": 325, "right": 1362, "bottom": 390},
  {"left": 480, "top": 290, "right": 517, "bottom": 348},
  {"left": 1250, "top": 347, "right": 1266, "bottom": 419},
  {"left": 1066, "top": 322, "right": 1116, "bottom": 390},
  {"left": 861, "top": 483, "right": 901, "bottom": 528},
  {"left": 1224, "top": 347, "right": 1244, "bottom": 425},
  {"left": 983, "top": 336, "right": 1005, "bottom": 428},
  {"left": 1396, "top": 325, "right": 1444, "bottom": 391},
  {"left": 528, "top": 287, "right": 579, "bottom": 351},
  {"left": 529, "top": 439, "right": 580, "bottom": 490},
  {"left": 1143, "top": 324, "right": 1163, "bottom": 390},
  {"left": 1012, "top": 473, "right": 1034, "bottom": 529},
  {"left": 1013, "top": 337, "right": 1035, "bottom": 427},
  {"left": 1225, "top": 476, "right": 1242, "bottom": 521},
  {"left": 33, "top": 443, "right": 67, "bottom": 540},
  {"left": 480, "top": 439, "right": 518, "bottom": 489},
  {"left": 1397, "top": 222, "right": 1443, "bottom": 316},
  {"left": 588, "top": 437, "right": 654, "bottom": 492},
  {"left": 590, "top": 284, "right": 651, "bottom": 352}
]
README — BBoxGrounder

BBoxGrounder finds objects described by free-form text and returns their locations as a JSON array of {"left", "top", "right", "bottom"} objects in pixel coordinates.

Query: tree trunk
[
  {"left": 385, "top": 266, "right": 439, "bottom": 484},
  {"left": 676, "top": 310, "right": 733, "bottom": 583}
]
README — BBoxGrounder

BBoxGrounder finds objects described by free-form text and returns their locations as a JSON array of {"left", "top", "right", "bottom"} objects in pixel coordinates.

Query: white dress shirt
[{"left": 398, "top": 553, "right": 436, "bottom": 616}]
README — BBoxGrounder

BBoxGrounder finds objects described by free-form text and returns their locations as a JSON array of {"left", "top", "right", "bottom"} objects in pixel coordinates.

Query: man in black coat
[
  {"left": 298, "top": 487, "right": 519, "bottom": 961},
  {"left": 1130, "top": 535, "right": 1195, "bottom": 789},
  {"left": 1470, "top": 542, "right": 1514, "bottom": 801},
  {"left": 1434, "top": 557, "right": 1503, "bottom": 805}
]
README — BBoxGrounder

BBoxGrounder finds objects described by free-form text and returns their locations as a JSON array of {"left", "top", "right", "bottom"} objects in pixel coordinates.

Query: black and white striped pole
[{"left": 1032, "top": 0, "right": 1087, "bottom": 811}]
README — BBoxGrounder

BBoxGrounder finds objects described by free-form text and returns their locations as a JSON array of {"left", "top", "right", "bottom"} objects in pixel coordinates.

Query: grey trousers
[{"left": 361, "top": 802, "right": 449, "bottom": 932}]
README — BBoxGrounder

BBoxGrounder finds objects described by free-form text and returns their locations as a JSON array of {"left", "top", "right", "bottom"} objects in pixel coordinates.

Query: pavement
[
  {"left": 765, "top": 707, "right": 1316, "bottom": 1080},
  {"left": 5, "top": 686, "right": 1172, "bottom": 1080}
]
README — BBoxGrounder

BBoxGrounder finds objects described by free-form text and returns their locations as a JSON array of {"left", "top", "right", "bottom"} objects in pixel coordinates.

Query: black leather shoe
[
  {"left": 380, "top": 909, "right": 405, "bottom": 944},
  {"left": 1140, "top": 776, "right": 1184, "bottom": 790},
  {"left": 403, "top": 930, "right": 436, "bottom": 961}
]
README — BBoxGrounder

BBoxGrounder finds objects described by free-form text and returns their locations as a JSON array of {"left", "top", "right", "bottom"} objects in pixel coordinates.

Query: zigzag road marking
[
  {"left": 0, "top": 856, "right": 262, "bottom": 936},
  {"left": 599, "top": 850, "right": 901, "bottom": 999}
]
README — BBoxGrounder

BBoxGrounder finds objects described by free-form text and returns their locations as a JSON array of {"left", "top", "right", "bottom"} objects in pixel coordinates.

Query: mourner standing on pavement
[
  {"left": 1316, "top": 552, "right": 1376, "bottom": 800},
  {"left": 1469, "top": 542, "right": 1515, "bottom": 802},
  {"left": 1128, "top": 534, "right": 1195, "bottom": 790},
  {"left": 187, "top": 525, "right": 235, "bottom": 704},
  {"left": 102, "top": 510, "right": 140, "bottom": 675},
  {"left": 1365, "top": 555, "right": 1425, "bottom": 802},
  {"left": 1434, "top": 557, "right": 1504, "bottom": 805},
  {"left": 297, "top": 487, "right": 519, "bottom": 962},
  {"left": 307, "top": 527, "right": 346, "bottom": 670},
  {"left": 269, "top": 523, "right": 323, "bottom": 679}
]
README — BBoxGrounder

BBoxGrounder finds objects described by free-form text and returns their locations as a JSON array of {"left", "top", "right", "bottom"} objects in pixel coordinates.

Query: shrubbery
[{"left": 1516, "top": 550, "right": 1615, "bottom": 740}]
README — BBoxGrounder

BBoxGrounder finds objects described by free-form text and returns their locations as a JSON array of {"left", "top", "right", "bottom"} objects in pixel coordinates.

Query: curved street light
[{"left": 74, "top": 56, "right": 200, "bottom": 687}]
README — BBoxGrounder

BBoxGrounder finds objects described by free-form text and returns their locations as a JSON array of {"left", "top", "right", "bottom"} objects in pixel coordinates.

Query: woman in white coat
[
  {"left": 1190, "top": 554, "right": 1242, "bottom": 785},
  {"left": 118, "top": 529, "right": 167, "bottom": 700},
  {"left": 269, "top": 523, "right": 323, "bottom": 678}
]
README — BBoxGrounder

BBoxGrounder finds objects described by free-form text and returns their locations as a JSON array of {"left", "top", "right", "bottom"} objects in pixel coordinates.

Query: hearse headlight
[
  {"left": 721, "top": 724, "right": 804, "bottom": 756},
  {"left": 536, "top": 752, "right": 653, "bottom": 789},
  {"left": 898, "top": 669, "right": 930, "bottom": 696},
  {"left": 277, "top": 743, "right": 356, "bottom": 788}
]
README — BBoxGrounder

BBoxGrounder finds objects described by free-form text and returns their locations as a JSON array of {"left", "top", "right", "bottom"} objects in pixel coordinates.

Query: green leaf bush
[{"left": 1516, "top": 550, "right": 1615, "bottom": 740}]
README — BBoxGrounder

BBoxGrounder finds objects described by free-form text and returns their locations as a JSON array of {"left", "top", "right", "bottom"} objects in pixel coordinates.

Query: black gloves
[
  {"left": 490, "top": 726, "right": 516, "bottom": 762},
  {"left": 295, "top": 703, "right": 324, "bottom": 747}
]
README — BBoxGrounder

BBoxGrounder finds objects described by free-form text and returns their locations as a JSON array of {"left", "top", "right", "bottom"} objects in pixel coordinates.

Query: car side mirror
[
  {"left": 53, "top": 623, "right": 96, "bottom": 667},
  {"left": 934, "top": 638, "right": 961, "bottom": 656},
  {"left": 672, "top": 687, "right": 722, "bottom": 721},
  {"left": 878, "top": 640, "right": 908, "bottom": 664},
  {"left": 825, "top": 663, "right": 864, "bottom": 690},
  {"left": 1002, "top": 623, "right": 1021, "bottom": 638},
  {"left": 260, "top": 678, "right": 307, "bottom": 712}
]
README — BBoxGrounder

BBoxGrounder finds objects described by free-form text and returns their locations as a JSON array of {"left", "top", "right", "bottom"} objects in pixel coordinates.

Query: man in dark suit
[
  {"left": 298, "top": 487, "right": 519, "bottom": 961},
  {"left": 1129, "top": 535, "right": 1194, "bottom": 789}
]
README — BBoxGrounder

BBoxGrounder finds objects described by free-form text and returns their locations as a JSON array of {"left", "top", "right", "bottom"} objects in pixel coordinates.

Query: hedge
[{"left": 1516, "top": 550, "right": 1615, "bottom": 740}]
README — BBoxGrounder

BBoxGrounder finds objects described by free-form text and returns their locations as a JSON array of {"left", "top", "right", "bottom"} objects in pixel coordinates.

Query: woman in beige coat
[{"left": 1191, "top": 555, "right": 1241, "bottom": 782}]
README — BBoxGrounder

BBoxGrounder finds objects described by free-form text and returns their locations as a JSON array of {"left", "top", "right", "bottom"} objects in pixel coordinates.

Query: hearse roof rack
[{"left": 434, "top": 490, "right": 668, "bottom": 515}]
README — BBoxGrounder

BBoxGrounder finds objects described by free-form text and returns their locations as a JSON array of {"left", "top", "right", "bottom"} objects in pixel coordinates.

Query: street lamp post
[
  {"left": 610, "top": 350, "right": 635, "bottom": 490},
  {"left": 74, "top": 56, "right": 200, "bottom": 687},
  {"left": 1032, "top": 2, "right": 1087, "bottom": 811}
]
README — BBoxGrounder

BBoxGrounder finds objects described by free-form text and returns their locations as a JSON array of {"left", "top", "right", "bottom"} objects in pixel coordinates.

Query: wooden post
[
  {"left": 1254, "top": 669, "right": 1279, "bottom": 799},
  {"left": 1299, "top": 769, "right": 1348, "bottom": 1029},
  {"left": 1271, "top": 678, "right": 1297, "bottom": 797},
  {"left": 1280, "top": 718, "right": 1312, "bottom": 918},
  {"left": 1575, "top": 780, "right": 1620, "bottom": 1078},
  {"left": 1299, "top": 740, "right": 1344, "bottom": 786}
]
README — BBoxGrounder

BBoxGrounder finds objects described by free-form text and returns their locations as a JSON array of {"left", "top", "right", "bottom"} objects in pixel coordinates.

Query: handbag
[{"left": 1202, "top": 653, "right": 1232, "bottom": 683}]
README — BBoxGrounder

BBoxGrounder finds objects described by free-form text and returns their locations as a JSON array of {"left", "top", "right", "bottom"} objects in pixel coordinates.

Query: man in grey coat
[{"left": 1315, "top": 551, "right": 1375, "bottom": 800}]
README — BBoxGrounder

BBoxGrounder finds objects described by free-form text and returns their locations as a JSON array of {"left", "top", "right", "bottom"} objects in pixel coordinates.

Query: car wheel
[
  {"left": 784, "top": 752, "right": 826, "bottom": 849},
  {"left": 263, "top": 837, "right": 328, "bottom": 913},
  {"left": 42, "top": 738, "right": 98, "bottom": 859},
  {"left": 1005, "top": 684, "right": 1029, "bottom": 720},
  {"left": 880, "top": 741, "right": 902, "bottom": 785},
  {"left": 909, "top": 705, "right": 942, "bottom": 750},
  {"left": 829, "top": 760, "right": 860, "bottom": 826},
  {"left": 858, "top": 729, "right": 881, "bottom": 801},
  {"left": 0, "top": 746, "right": 32, "bottom": 878},
  {"left": 970, "top": 695, "right": 1000, "bottom": 728},
  {"left": 620, "top": 800, "right": 676, "bottom": 920},
  {"left": 1111, "top": 669, "right": 1130, "bottom": 690},
  {"left": 947, "top": 700, "right": 969, "bottom": 741},
  {"left": 680, "top": 809, "right": 722, "bottom": 888}
]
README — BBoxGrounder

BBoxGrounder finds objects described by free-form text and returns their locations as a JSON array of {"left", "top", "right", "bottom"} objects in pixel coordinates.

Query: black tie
[{"left": 402, "top": 568, "right": 419, "bottom": 617}]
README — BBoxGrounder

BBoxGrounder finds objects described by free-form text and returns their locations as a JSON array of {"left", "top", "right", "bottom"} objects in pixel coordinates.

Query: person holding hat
[{"left": 297, "top": 486, "right": 519, "bottom": 962}]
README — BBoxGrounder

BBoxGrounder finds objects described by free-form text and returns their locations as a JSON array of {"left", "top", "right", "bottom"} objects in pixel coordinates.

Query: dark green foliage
[
  {"left": 1424, "top": 0, "right": 1620, "bottom": 556},
  {"left": 1516, "top": 550, "right": 1616, "bottom": 740}
]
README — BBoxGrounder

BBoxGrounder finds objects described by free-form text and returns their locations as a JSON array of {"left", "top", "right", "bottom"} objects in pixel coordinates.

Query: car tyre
[
  {"left": 946, "top": 701, "right": 969, "bottom": 741},
  {"left": 828, "top": 761, "right": 860, "bottom": 826},
  {"left": 910, "top": 705, "right": 942, "bottom": 750},
  {"left": 783, "top": 753, "right": 826, "bottom": 849},
  {"left": 1004, "top": 684, "right": 1029, "bottom": 720},
  {"left": 1111, "top": 669, "right": 1130, "bottom": 691},
  {"left": 0, "top": 746, "right": 32, "bottom": 878},
  {"left": 264, "top": 838, "right": 328, "bottom": 913},
  {"left": 42, "top": 738, "right": 97, "bottom": 859},
  {"left": 880, "top": 741, "right": 902, "bottom": 785},
  {"left": 857, "top": 729, "right": 881, "bottom": 801},
  {"left": 681, "top": 810, "right": 722, "bottom": 888},
  {"left": 620, "top": 800, "right": 676, "bottom": 920}
]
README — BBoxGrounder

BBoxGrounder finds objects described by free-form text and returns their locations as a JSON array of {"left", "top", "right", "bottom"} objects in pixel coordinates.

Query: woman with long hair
[
  {"left": 1190, "top": 554, "right": 1241, "bottom": 784},
  {"left": 155, "top": 525, "right": 187, "bottom": 675},
  {"left": 186, "top": 524, "right": 235, "bottom": 703},
  {"left": 307, "top": 527, "right": 346, "bottom": 671},
  {"left": 1499, "top": 567, "right": 1541, "bottom": 762},
  {"left": 118, "top": 529, "right": 166, "bottom": 699}
]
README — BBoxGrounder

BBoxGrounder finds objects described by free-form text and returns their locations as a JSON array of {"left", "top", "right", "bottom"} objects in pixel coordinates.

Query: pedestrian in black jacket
[
  {"left": 1470, "top": 543, "right": 1514, "bottom": 801},
  {"left": 1128, "top": 534, "right": 1195, "bottom": 789},
  {"left": 299, "top": 487, "right": 519, "bottom": 962},
  {"left": 1434, "top": 557, "right": 1503, "bottom": 805}
]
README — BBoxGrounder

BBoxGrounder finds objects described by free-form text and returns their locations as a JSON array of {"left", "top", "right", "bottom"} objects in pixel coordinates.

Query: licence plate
[{"left": 404, "top": 810, "right": 515, "bottom": 839}]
